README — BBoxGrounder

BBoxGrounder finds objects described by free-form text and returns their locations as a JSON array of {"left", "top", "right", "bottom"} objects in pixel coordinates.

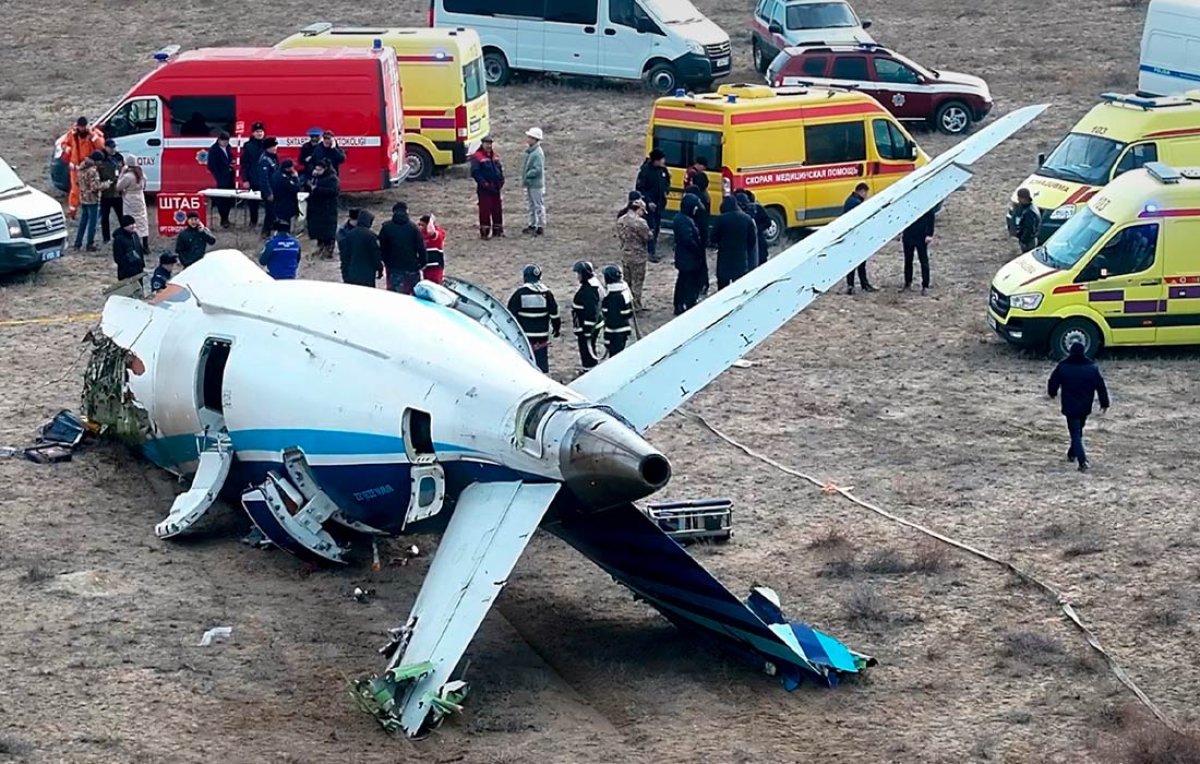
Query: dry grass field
[{"left": 3, "top": 0, "right": 1200, "bottom": 762}]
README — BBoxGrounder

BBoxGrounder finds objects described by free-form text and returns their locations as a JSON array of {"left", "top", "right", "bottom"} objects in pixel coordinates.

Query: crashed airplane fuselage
[{"left": 84, "top": 103, "right": 1046, "bottom": 738}]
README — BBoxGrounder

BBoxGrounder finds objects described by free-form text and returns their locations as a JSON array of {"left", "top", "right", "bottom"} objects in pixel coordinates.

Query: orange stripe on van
[
  {"left": 1053, "top": 284, "right": 1086, "bottom": 295},
  {"left": 730, "top": 103, "right": 881, "bottom": 125},
  {"left": 1144, "top": 126, "right": 1200, "bottom": 138},
  {"left": 873, "top": 162, "right": 915, "bottom": 175},
  {"left": 1062, "top": 186, "right": 1095, "bottom": 205},
  {"left": 653, "top": 107, "right": 724, "bottom": 125}
]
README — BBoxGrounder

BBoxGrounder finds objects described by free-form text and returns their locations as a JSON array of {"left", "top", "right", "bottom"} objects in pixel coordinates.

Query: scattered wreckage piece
[
  {"left": 351, "top": 661, "right": 469, "bottom": 736},
  {"left": 156, "top": 433, "right": 233, "bottom": 539},
  {"left": 643, "top": 497, "right": 733, "bottom": 543},
  {"left": 16, "top": 409, "right": 94, "bottom": 464}
]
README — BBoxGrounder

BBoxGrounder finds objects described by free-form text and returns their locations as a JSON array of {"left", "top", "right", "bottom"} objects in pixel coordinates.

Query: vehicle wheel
[
  {"left": 405, "top": 145, "right": 434, "bottom": 182},
  {"left": 1050, "top": 318, "right": 1101, "bottom": 360},
  {"left": 645, "top": 63, "right": 679, "bottom": 94},
  {"left": 483, "top": 50, "right": 512, "bottom": 87},
  {"left": 935, "top": 101, "right": 973, "bottom": 135},
  {"left": 753, "top": 40, "right": 768, "bottom": 74},
  {"left": 763, "top": 207, "right": 787, "bottom": 247}
]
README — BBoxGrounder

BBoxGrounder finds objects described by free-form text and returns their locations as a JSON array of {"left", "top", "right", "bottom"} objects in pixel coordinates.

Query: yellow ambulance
[
  {"left": 990, "top": 162, "right": 1200, "bottom": 359},
  {"left": 277, "top": 24, "right": 491, "bottom": 180},
  {"left": 1010, "top": 91, "right": 1200, "bottom": 243},
  {"left": 647, "top": 84, "right": 928, "bottom": 245}
]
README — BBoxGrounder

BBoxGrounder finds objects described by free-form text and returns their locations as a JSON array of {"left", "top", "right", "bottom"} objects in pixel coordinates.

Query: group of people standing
[
  {"left": 469, "top": 128, "right": 547, "bottom": 239},
  {"left": 62, "top": 118, "right": 150, "bottom": 254},
  {"left": 334, "top": 202, "right": 447, "bottom": 293}
]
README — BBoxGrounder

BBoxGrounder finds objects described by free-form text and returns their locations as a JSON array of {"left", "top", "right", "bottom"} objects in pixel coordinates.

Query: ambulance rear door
[{"left": 1158, "top": 216, "right": 1200, "bottom": 345}]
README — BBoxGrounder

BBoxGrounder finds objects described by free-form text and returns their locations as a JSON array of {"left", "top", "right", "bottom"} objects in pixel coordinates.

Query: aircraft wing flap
[{"left": 395, "top": 480, "right": 560, "bottom": 735}]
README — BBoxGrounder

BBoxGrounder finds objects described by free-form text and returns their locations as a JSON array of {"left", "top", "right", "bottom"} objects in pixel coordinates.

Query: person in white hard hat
[{"left": 522, "top": 127, "right": 546, "bottom": 236}]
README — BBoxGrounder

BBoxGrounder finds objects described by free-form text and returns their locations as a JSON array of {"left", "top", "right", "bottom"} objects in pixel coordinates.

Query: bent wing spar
[{"left": 572, "top": 104, "right": 1049, "bottom": 432}]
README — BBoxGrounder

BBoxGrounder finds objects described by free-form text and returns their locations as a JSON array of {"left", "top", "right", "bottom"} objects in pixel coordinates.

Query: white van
[
  {"left": 0, "top": 156, "right": 68, "bottom": 276},
  {"left": 431, "top": 0, "right": 732, "bottom": 93},
  {"left": 1139, "top": 0, "right": 1200, "bottom": 96}
]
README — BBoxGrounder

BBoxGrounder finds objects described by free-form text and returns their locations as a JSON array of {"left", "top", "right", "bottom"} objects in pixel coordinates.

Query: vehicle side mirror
[
  {"left": 861, "top": 19, "right": 872, "bottom": 29},
  {"left": 768, "top": 21, "right": 783, "bottom": 34},
  {"left": 637, "top": 17, "right": 655, "bottom": 34},
  {"left": 908, "top": 143, "right": 919, "bottom": 161},
  {"left": 1037, "top": 152, "right": 1046, "bottom": 167}
]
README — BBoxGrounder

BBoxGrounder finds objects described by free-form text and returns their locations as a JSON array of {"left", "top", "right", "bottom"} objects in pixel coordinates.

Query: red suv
[{"left": 767, "top": 43, "right": 993, "bottom": 135}]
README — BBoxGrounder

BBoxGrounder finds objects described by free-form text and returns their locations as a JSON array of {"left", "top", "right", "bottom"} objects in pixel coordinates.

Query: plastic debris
[
  {"left": 198, "top": 626, "right": 233, "bottom": 646},
  {"left": 0, "top": 447, "right": 19, "bottom": 458},
  {"left": 353, "top": 586, "right": 377, "bottom": 603},
  {"left": 37, "top": 410, "right": 87, "bottom": 447},
  {"left": 388, "top": 544, "right": 421, "bottom": 568}
]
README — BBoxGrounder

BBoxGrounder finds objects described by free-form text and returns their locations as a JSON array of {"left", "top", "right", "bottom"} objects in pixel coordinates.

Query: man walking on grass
[{"left": 1047, "top": 342, "right": 1110, "bottom": 472}]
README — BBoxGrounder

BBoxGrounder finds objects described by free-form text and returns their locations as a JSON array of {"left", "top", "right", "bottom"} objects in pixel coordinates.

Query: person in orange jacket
[
  {"left": 419, "top": 214, "right": 446, "bottom": 285},
  {"left": 61, "top": 117, "right": 105, "bottom": 218}
]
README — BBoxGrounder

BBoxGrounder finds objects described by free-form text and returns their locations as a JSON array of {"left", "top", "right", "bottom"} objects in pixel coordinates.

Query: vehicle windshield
[
  {"left": 643, "top": 0, "right": 704, "bottom": 24},
  {"left": 787, "top": 2, "right": 858, "bottom": 29},
  {"left": 0, "top": 157, "right": 24, "bottom": 194},
  {"left": 1033, "top": 207, "right": 1114, "bottom": 269},
  {"left": 1037, "top": 133, "right": 1126, "bottom": 186}
]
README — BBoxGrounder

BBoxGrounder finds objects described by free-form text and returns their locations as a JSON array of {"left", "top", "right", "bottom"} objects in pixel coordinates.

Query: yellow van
[
  {"left": 648, "top": 84, "right": 928, "bottom": 245},
  {"left": 990, "top": 162, "right": 1200, "bottom": 359},
  {"left": 1010, "top": 91, "right": 1200, "bottom": 243},
  {"left": 277, "top": 24, "right": 490, "bottom": 180}
]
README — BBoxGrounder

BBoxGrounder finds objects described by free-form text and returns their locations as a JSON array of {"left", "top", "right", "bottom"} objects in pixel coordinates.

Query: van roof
[
  {"left": 1072, "top": 92, "right": 1200, "bottom": 143},
  {"left": 1089, "top": 162, "right": 1200, "bottom": 221},
  {"left": 173, "top": 47, "right": 388, "bottom": 63},
  {"left": 654, "top": 83, "right": 887, "bottom": 124},
  {"left": 277, "top": 25, "right": 481, "bottom": 55}
]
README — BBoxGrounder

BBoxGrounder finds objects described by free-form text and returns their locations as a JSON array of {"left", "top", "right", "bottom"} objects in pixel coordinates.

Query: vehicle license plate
[{"left": 40, "top": 248, "right": 63, "bottom": 262}]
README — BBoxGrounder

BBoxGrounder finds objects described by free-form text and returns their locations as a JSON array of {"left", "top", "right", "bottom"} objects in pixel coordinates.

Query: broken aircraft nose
[{"left": 558, "top": 410, "right": 671, "bottom": 508}]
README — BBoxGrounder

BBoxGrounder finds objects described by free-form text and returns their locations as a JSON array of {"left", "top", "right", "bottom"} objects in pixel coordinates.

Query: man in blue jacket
[
  {"left": 259, "top": 220, "right": 302, "bottom": 280},
  {"left": 1047, "top": 343, "right": 1110, "bottom": 472}
]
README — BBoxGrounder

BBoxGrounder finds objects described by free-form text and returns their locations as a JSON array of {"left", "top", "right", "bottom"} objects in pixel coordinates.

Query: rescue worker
[
  {"left": 673, "top": 193, "right": 707, "bottom": 315},
  {"left": 259, "top": 220, "right": 302, "bottom": 280},
  {"left": 206, "top": 131, "right": 235, "bottom": 228},
  {"left": 379, "top": 201, "right": 427, "bottom": 295},
  {"left": 304, "top": 159, "right": 340, "bottom": 259},
  {"left": 617, "top": 198, "right": 652, "bottom": 311},
  {"left": 419, "top": 214, "right": 446, "bottom": 284},
  {"left": 242, "top": 122, "right": 267, "bottom": 228},
  {"left": 98, "top": 139, "right": 124, "bottom": 244},
  {"left": 1047, "top": 342, "right": 1110, "bottom": 472},
  {"left": 508, "top": 264, "right": 561, "bottom": 373},
  {"left": 601, "top": 264, "right": 634, "bottom": 358},
  {"left": 341, "top": 210, "right": 382, "bottom": 288},
  {"left": 522, "top": 127, "right": 546, "bottom": 235},
  {"left": 337, "top": 209, "right": 359, "bottom": 282},
  {"left": 254, "top": 137, "right": 281, "bottom": 237},
  {"left": 842, "top": 183, "right": 877, "bottom": 294},
  {"left": 1009, "top": 187, "right": 1041, "bottom": 253},
  {"left": 683, "top": 182, "right": 710, "bottom": 252},
  {"left": 61, "top": 117, "right": 105, "bottom": 220},
  {"left": 736, "top": 189, "right": 771, "bottom": 267},
  {"left": 901, "top": 205, "right": 937, "bottom": 294},
  {"left": 151, "top": 253, "right": 177, "bottom": 292},
  {"left": 470, "top": 136, "right": 505, "bottom": 239},
  {"left": 571, "top": 260, "right": 603, "bottom": 369},
  {"left": 175, "top": 211, "right": 216, "bottom": 267},
  {"left": 298, "top": 127, "right": 323, "bottom": 175},
  {"left": 112, "top": 215, "right": 146, "bottom": 281},
  {"left": 635, "top": 149, "right": 671, "bottom": 261},
  {"left": 711, "top": 196, "right": 756, "bottom": 289},
  {"left": 270, "top": 159, "right": 302, "bottom": 232}
]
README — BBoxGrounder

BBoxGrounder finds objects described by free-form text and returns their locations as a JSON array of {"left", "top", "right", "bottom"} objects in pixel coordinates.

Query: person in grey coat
[{"left": 522, "top": 127, "right": 546, "bottom": 235}]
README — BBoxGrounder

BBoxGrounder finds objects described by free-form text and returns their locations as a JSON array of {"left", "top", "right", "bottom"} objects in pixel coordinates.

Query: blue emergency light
[
  {"left": 152, "top": 45, "right": 181, "bottom": 63},
  {"left": 373, "top": 38, "right": 383, "bottom": 50},
  {"left": 674, "top": 88, "right": 686, "bottom": 97},
  {"left": 726, "top": 94, "right": 737, "bottom": 103}
]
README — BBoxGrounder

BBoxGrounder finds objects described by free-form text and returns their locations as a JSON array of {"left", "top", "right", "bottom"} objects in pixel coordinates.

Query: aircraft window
[
  {"left": 199, "top": 339, "right": 231, "bottom": 413},
  {"left": 522, "top": 395, "right": 566, "bottom": 441}
]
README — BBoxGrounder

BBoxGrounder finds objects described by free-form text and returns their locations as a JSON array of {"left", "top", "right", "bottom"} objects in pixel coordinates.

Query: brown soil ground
[{"left": 3, "top": 1, "right": 1199, "bottom": 763}]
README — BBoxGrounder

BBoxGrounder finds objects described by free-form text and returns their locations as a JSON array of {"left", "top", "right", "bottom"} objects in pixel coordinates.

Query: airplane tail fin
[{"left": 543, "top": 501, "right": 872, "bottom": 688}]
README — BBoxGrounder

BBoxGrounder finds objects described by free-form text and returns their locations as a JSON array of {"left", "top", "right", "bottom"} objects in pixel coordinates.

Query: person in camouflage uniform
[{"left": 616, "top": 198, "right": 652, "bottom": 311}]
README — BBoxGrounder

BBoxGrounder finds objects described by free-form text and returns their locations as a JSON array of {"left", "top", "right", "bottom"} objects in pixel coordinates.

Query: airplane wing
[
  {"left": 570, "top": 105, "right": 1048, "bottom": 433},
  {"left": 391, "top": 481, "right": 561, "bottom": 736}
]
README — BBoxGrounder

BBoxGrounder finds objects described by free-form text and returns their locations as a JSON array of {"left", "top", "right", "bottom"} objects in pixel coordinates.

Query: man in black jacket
[
  {"left": 341, "top": 210, "right": 382, "bottom": 287},
  {"left": 735, "top": 189, "right": 771, "bottom": 268},
  {"left": 843, "top": 183, "right": 877, "bottom": 293},
  {"left": 635, "top": 149, "right": 671, "bottom": 260},
  {"left": 379, "top": 202, "right": 427, "bottom": 295},
  {"left": 673, "top": 193, "right": 707, "bottom": 314},
  {"left": 1047, "top": 343, "right": 1110, "bottom": 472},
  {"left": 254, "top": 137, "right": 281, "bottom": 237},
  {"left": 570, "top": 260, "right": 603, "bottom": 370},
  {"left": 112, "top": 215, "right": 146, "bottom": 281},
  {"left": 206, "top": 131, "right": 235, "bottom": 228},
  {"left": 174, "top": 211, "right": 216, "bottom": 268},
  {"left": 241, "top": 122, "right": 266, "bottom": 228},
  {"left": 508, "top": 264, "right": 561, "bottom": 373},
  {"left": 711, "top": 196, "right": 756, "bottom": 289},
  {"left": 98, "top": 139, "right": 124, "bottom": 244},
  {"left": 901, "top": 205, "right": 937, "bottom": 294}
]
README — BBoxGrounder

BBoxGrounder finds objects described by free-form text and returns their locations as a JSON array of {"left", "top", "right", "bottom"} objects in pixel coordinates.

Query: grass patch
[
  {"left": 816, "top": 547, "right": 857, "bottom": 579},
  {"left": 862, "top": 549, "right": 909, "bottom": 575},
  {"left": 807, "top": 527, "right": 850, "bottom": 550},
  {"left": 999, "top": 630, "right": 1065, "bottom": 667},
  {"left": 19, "top": 560, "right": 53, "bottom": 584},
  {"left": 860, "top": 542, "right": 952, "bottom": 576},
  {"left": 0, "top": 734, "right": 32, "bottom": 755},
  {"left": 1141, "top": 605, "right": 1182, "bottom": 629},
  {"left": 0, "top": 90, "right": 24, "bottom": 103},
  {"left": 1063, "top": 538, "right": 1107, "bottom": 559},
  {"left": 1101, "top": 705, "right": 1200, "bottom": 764},
  {"left": 842, "top": 585, "right": 891, "bottom": 624}
]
